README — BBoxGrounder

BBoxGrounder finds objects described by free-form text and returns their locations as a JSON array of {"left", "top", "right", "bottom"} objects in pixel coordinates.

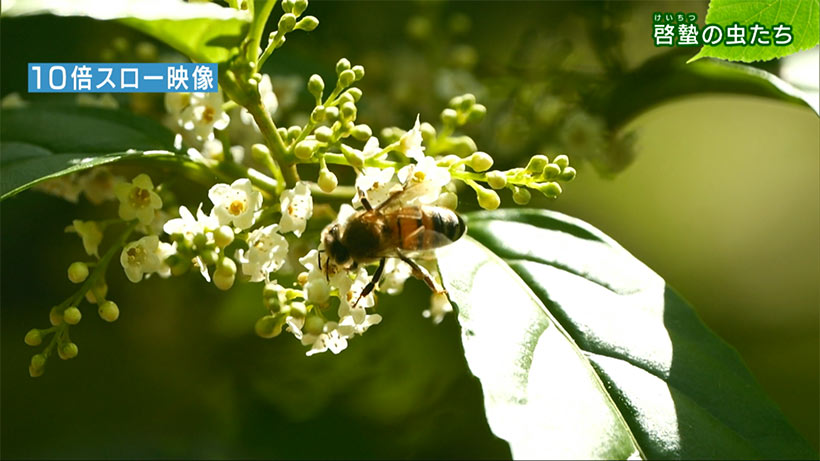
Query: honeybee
[{"left": 321, "top": 183, "right": 466, "bottom": 307}]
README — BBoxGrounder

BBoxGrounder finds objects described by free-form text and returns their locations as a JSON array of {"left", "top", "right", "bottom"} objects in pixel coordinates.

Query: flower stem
[{"left": 247, "top": 0, "right": 277, "bottom": 64}]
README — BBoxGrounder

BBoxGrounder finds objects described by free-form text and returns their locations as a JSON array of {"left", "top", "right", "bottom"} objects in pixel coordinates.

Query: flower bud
[
  {"left": 446, "top": 135, "right": 477, "bottom": 157},
  {"left": 295, "top": 16, "right": 319, "bottom": 31},
  {"left": 286, "top": 126, "right": 301, "bottom": 141},
  {"left": 318, "top": 168, "right": 338, "bottom": 193},
  {"left": 441, "top": 108, "right": 458, "bottom": 126},
  {"left": 263, "top": 285, "right": 281, "bottom": 312},
  {"left": 281, "top": 0, "right": 295, "bottom": 12},
  {"left": 476, "top": 186, "right": 500, "bottom": 210},
  {"left": 98, "top": 300, "right": 120, "bottom": 322},
  {"left": 25, "top": 329, "right": 43, "bottom": 346},
  {"left": 537, "top": 181, "right": 563, "bottom": 198},
  {"left": 335, "top": 58, "right": 351, "bottom": 75},
  {"left": 469, "top": 151, "right": 493, "bottom": 172},
  {"left": 171, "top": 258, "right": 191, "bottom": 277},
  {"left": 340, "top": 101, "right": 357, "bottom": 120},
  {"left": 305, "top": 315, "right": 325, "bottom": 335},
  {"left": 339, "top": 69, "right": 355, "bottom": 87},
  {"left": 50, "top": 306, "right": 63, "bottom": 325},
  {"left": 310, "top": 105, "right": 325, "bottom": 123},
  {"left": 512, "top": 186, "right": 531, "bottom": 205},
  {"left": 193, "top": 233, "right": 209, "bottom": 251},
  {"left": 294, "top": 139, "right": 319, "bottom": 160},
  {"left": 420, "top": 122, "right": 437, "bottom": 143},
  {"left": 543, "top": 163, "right": 561, "bottom": 179},
  {"left": 553, "top": 154, "right": 570, "bottom": 170},
  {"left": 340, "top": 144, "right": 364, "bottom": 169},
  {"left": 486, "top": 170, "right": 507, "bottom": 189},
  {"left": 292, "top": 0, "right": 308, "bottom": 15},
  {"left": 58, "top": 342, "right": 79, "bottom": 360},
  {"left": 467, "top": 104, "right": 487, "bottom": 123},
  {"left": 351, "top": 65, "right": 365, "bottom": 81},
  {"left": 351, "top": 124, "right": 372, "bottom": 141},
  {"left": 308, "top": 74, "right": 324, "bottom": 99},
  {"left": 200, "top": 249, "right": 218, "bottom": 266},
  {"left": 526, "top": 155, "right": 549, "bottom": 174},
  {"left": 213, "top": 264, "right": 236, "bottom": 291},
  {"left": 67, "top": 262, "right": 89, "bottom": 284},
  {"left": 437, "top": 191, "right": 458, "bottom": 210},
  {"left": 30, "top": 354, "right": 46, "bottom": 377},
  {"left": 277, "top": 127, "right": 288, "bottom": 139},
  {"left": 251, "top": 143, "right": 271, "bottom": 163},
  {"left": 345, "top": 87, "right": 362, "bottom": 102},
  {"left": 255, "top": 315, "right": 284, "bottom": 338},
  {"left": 324, "top": 106, "right": 339, "bottom": 121},
  {"left": 278, "top": 13, "right": 297, "bottom": 33},
  {"left": 559, "top": 166, "right": 576, "bottom": 182},
  {"left": 214, "top": 226, "right": 235, "bottom": 249},
  {"left": 314, "top": 126, "right": 333, "bottom": 143},
  {"left": 459, "top": 93, "right": 476, "bottom": 112},
  {"left": 63, "top": 306, "right": 82, "bottom": 325},
  {"left": 448, "top": 95, "right": 463, "bottom": 109},
  {"left": 289, "top": 301, "right": 307, "bottom": 318},
  {"left": 85, "top": 280, "right": 108, "bottom": 304}
]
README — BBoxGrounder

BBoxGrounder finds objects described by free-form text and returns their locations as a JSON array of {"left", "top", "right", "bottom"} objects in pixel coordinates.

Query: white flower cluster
[{"left": 33, "top": 166, "right": 123, "bottom": 205}]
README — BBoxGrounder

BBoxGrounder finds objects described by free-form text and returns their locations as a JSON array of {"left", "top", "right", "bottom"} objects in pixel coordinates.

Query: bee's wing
[{"left": 376, "top": 182, "right": 441, "bottom": 211}]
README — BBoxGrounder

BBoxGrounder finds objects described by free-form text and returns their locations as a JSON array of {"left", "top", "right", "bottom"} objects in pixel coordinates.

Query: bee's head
[{"left": 321, "top": 224, "right": 351, "bottom": 274}]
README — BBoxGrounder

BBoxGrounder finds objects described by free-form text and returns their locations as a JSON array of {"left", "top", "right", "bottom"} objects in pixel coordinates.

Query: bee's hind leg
[
  {"left": 398, "top": 252, "right": 446, "bottom": 295},
  {"left": 352, "top": 258, "right": 385, "bottom": 308}
]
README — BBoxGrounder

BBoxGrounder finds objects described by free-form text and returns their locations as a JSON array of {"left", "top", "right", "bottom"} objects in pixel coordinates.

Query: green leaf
[
  {"left": 1, "top": 0, "right": 251, "bottom": 63},
  {"left": 0, "top": 105, "right": 194, "bottom": 200},
  {"left": 437, "top": 209, "right": 816, "bottom": 459},
  {"left": 690, "top": 0, "right": 820, "bottom": 63}
]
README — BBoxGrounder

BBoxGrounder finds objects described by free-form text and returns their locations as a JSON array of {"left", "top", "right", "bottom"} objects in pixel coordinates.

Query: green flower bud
[
  {"left": 263, "top": 285, "right": 281, "bottom": 312},
  {"left": 310, "top": 105, "right": 326, "bottom": 123},
  {"left": 277, "top": 127, "right": 288, "bottom": 139},
  {"left": 476, "top": 186, "right": 501, "bottom": 210},
  {"left": 559, "top": 166, "right": 576, "bottom": 182},
  {"left": 543, "top": 163, "right": 561, "bottom": 179},
  {"left": 538, "top": 181, "right": 563, "bottom": 198},
  {"left": 437, "top": 154, "right": 461, "bottom": 167},
  {"left": 445, "top": 135, "right": 477, "bottom": 157},
  {"left": 295, "top": 16, "right": 319, "bottom": 31},
  {"left": 292, "top": 0, "right": 308, "bottom": 16},
  {"left": 251, "top": 143, "right": 271, "bottom": 162},
  {"left": 50, "top": 306, "right": 64, "bottom": 326},
  {"left": 289, "top": 301, "right": 307, "bottom": 318},
  {"left": 314, "top": 126, "right": 333, "bottom": 143},
  {"left": 281, "top": 0, "right": 295, "bottom": 13},
  {"left": 420, "top": 122, "right": 437, "bottom": 142},
  {"left": 98, "top": 300, "right": 120, "bottom": 322},
  {"left": 213, "top": 260, "right": 236, "bottom": 291},
  {"left": 467, "top": 104, "right": 487, "bottom": 123},
  {"left": 469, "top": 151, "right": 493, "bottom": 172},
  {"left": 340, "top": 101, "right": 357, "bottom": 120},
  {"left": 218, "top": 257, "right": 237, "bottom": 276},
  {"left": 448, "top": 95, "right": 464, "bottom": 109},
  {"left": 340, "top": 144, "right": 364, "bottom": 169},
  {"left": 526, "top": 155, "right": 549, "bottom": 174},
  {"left": 512, "top": 186, "right": 531, "bottom": 205},
  {"left": 214, "top": 226, "right": 235, "bottom": 249},
  {"left": 25, "top": 329, "right": 43, "bottom": 346},
  {"left": 335, "top": 58, "right": 351, "bottom": 75},
  {"left": 255, "top": 315, "right": 284, "bottom": 339},
  {"left": 30, "top": 354, "right": 46, "bottom": 376},
  {"left": 337, "top": 92, "right": 354, "bottom": 105},
  {"left": 351, "top": 124, "right": 372, "bottom": 141},
  {"left": 351, "top": 65, "right": 365, "bottom": 81},
  {"left": 345, "top": 87, "right": 362, "bottom": 102},
  {"left": 459, "top": 93, "right": 476, "bottom": 112},
  {"left": 85, "top": 280, "right": 108, "bottom": 304},
  {"left": 29, "top": 364, "right": 45, "bottom": 378},
  {"left": 305, "top": 315, "right": 325, "bottom": 335},
  {"left": 200, "top": 249, "right": 219, "bottom": 266},
  {"left": 486, "top": 170, "right": 507, "bottom": 189},
  {"left": 171, "top": 258, "right": 191, "bottom": 277},
  {"left": 193, "top": 233, "right": 209, "bottom": 251},
  {"left": 437, "top": 191, "right": 458, "bottom": 210},
  {"left": 278, "top": 13, "right": 297, "bottom": 33},
  {"left": 318, "top": 168, "right": 338, "bottom": 193},
  {"left": 324, "top": 106, "right": 339, "bottom": 121},
  {"left": 67, "top": 262, "right": 89, "bottom": 284},
  {"left": 294, "top": 139, "right": 319, "bottom": 160},
  {"left": 58, "top": 342, "right": 79, "bottom": 360},
  {"left": 553, "top": 154, "right": 570, "bottom": 170},
  {"left": 441, "top": 108, "right": 458, "bottom": 126},
  {"left": 339, "top": 69, "right": 355, "bottom": 87},
  {"left": 63, "top": 306, "right": 82, "bottom": 325},
  {"left": 287, "top": 125, "right": 302, "bottom": 141},
  {"left": 308, "top": 74, "right": 324, "bottom": 99}
]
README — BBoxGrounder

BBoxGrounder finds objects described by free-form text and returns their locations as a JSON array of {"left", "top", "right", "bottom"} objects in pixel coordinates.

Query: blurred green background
[{"left": 1, "top": 1, "right": 818, "bottom": 458}]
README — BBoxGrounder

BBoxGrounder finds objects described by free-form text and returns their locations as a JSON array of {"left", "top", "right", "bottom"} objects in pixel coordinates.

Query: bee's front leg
[
  {"left": 351, "top": 258, "right": 385, "bottom": 309},
  {"left": 398, "top": 252, "right": 446, "bottom": 295}
]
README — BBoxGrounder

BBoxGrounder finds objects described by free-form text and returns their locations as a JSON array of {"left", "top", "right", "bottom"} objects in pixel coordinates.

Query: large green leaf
[
  {"left": 690, "top": 0, "right": 820, "bottom": 63},
  {"left": 1, "top": 0, "right": 250, "bottom": 63},
  {"left": 0, "top": 106, "right": 195, "bottom": 199},
  {"left": 437, "top": 209, "right": 815, "bottom": 459}
]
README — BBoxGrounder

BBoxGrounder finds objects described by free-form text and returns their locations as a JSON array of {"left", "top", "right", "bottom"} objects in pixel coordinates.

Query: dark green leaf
[
  {"left": 438, "top": 209, "right": 816, "bottom": 459},
  {"left": 1, "top": 0, "right": 250, "bottom": 63}
]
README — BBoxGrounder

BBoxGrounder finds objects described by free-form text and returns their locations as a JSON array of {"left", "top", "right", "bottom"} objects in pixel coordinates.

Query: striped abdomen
[{"left": 387, "top": 206, "right": 466, "bottom": 252}]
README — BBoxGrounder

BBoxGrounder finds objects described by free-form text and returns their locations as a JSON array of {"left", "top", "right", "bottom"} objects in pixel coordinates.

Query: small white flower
[
  {"left": 179, "top": 91, "right": 230, "bottom": 141},
  {"left": 163, "top": 204, "right": 218, "bottom": 239},
  {"left": 155, "top": 241, "right": 176, "bottom": 279},
  {"left": 398, "top": 115, "right": 425, "bottom": 161},
  {"left": 164, "top": 92, "right": 191, "bottom": 116},
  {"left": 379, "top": 259, "right": 413, "bottom": 295},
  {"left": 120, "top": 235, "right": 162, "bottom": 283},
  {"left": 362, "top": 136, "right": 383, "bottom": 159},
  {"left": 337, "top": 312, "right": 382, "bottom": 338},
  {"left": 202, "top": 139, "right": 224, "bottom": 159},
  {"left": 285, "top": 314, "right": 306, "bottom": 340},
  {"left": 279, "top": 181, "right": 313, "bottom": 237},
  {"left": 298, "top": 249, "right": 331, "bottom": 304},
  {"left": 239, "top": 224, "right": 288, "bottom": 282},
  {"left": 397, "top": 156, "right": 451, "bottom": 204},
  {"left": 304, "top": 322, "right": 349, "bottom": 356},
  {"left": 66, "top": 220, "right": 103, "bottom": 258},
  {"left": 208, "top": 179, "right": 262, "bottom": 230},
  {"left": 114, "top": 174, "right": 163, "bottom": 225},
  {"left": 423, "top": 292, "right": 454, "bottom": 324},
  {"left": 353, "top": 167, "right": 399, "bottom": 208},
  {"left": 193, "top": 256, "right": 211, "bottom": 282},
  {"left": 259, "top": 74, "right": 279, "bottom": 116}
]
